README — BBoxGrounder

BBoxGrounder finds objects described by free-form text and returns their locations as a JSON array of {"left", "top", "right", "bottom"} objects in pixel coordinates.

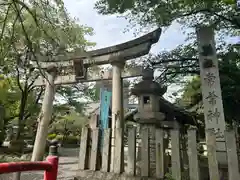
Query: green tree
[
  {"left": 0, "top": 1, "right": 95, "bottom": 61},
  {"left": 84, "top": 84, "right": 101, "bottom": 102},
  {"left": 94, "top": 0, "right": 239, "bottom": 87},
  {"left": 0, "top": 75, "right": 12, "bottom": 144},
  {"left": 56, "top": 86, "right": 86, "bottom": 113},
  {"left": 0, "top": 73, "right": 43, "bottom": 144},
  {"left": 95, "top": 0, "right": 239, "bottom": 31},
  {"left": 50, "top": 109, "right": 87, "bottom": 143},
  {"left": 178, "top": 45, "right": 240, "bottom": 125},
  {"left": 94, "top": 0, "right": 240, "bottom": 138},
  {"left": 0, "top": 0, "right": 96, "bottom": 145}
]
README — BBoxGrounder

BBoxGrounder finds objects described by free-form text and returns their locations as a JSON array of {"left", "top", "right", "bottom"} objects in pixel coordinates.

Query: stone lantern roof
[{"left": 131, "top": 68, "right": 167, "bottom": 96}]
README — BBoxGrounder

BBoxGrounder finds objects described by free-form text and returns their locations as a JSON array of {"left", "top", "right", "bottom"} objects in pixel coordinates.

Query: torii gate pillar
[
  {"left": 31, "top": 66, "right": 58, "bottom": 161},
  {"left": 110, "top": 62, "right": 125, "bottom": 172},
  {"left": 112, "top": 62, "right": 125, "bottom": 129}
]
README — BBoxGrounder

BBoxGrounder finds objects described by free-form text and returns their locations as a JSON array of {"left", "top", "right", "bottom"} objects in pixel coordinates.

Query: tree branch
[
  {"left": 151, "top": 58, "right": 198, "bottom": 66},
  {"left": 15, "top": 66, "right": 23, "bottom": 92},
  {"left": 0, "top": 3, "right": 12, "bottom": 41},
  {"left": 181, "top": 8, "right": 240, "bottom": 28},
  {"left": 165, "top": 70, "right": 200, "bottom": 75},
  {"left": 12, "top": 0, "right": 50, "bottom": 85},
  {"left": 14, "top": 0, "right": 59, "bottom": 47},
  {"left": 27, "top": 74, "right": 40, "bottom": 92},
  {"left": 24, "top": 87, "right": 44, "bottom": 120}
]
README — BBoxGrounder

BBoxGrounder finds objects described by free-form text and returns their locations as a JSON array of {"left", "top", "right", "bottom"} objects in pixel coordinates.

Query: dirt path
[{"left": 0, "top": 148, "right": 79, "bottom": 180}]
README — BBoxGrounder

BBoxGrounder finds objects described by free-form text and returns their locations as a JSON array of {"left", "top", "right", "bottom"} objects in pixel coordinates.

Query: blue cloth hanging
[
  {"left": 100, "top": 88, "right": 112, "bottom": 129},
  {"left": 99, "top": 88, "right": 112, "bottom": 151}
]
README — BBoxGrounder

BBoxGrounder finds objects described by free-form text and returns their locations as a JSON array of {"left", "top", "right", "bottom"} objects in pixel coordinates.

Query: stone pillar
[
  {"left": 148, "top": 125, "right": 156, "bottom": 176},
  {"left": 196, "top": 26, "right": 227, "bottom": 164},
  {"left": 31, "top": 66, "right": 57, "bottom": 161},
  {"left": 110, "top": 62, "right": 125, "bottom": 172},
  {"left": 138, "top": 124, "right": 157, "bottom": 177},
  {"left": 171, "top": 121, "right": 182, "bottom": 180}
]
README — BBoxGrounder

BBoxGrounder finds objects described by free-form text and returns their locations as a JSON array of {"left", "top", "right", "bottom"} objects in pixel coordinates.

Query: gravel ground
[{"left": 0, "top": 148, "right": 79, "bottom": 180}]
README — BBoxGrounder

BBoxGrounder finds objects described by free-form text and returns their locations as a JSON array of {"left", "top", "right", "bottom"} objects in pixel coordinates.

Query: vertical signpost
[{"left": 196, "top": 26, "right": 227, "bottom": 164}]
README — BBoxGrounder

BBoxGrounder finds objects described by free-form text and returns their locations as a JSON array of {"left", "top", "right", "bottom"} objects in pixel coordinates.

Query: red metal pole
[
  {"left": 43, "top": 156, "right": 59, "bottom": 180},
  {"left": 0, "top": 162, "right": 52, "bottom": 173}
]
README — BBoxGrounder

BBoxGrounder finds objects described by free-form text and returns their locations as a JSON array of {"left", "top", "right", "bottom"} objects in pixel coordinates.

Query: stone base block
[{"left": 75, "top": 170, "right": 158, "bottom": 180}]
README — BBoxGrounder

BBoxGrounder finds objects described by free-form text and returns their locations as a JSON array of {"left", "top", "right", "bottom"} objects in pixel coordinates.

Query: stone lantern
[
  {"left": 131, "top": 68, "right": 166, "bottom": 124},
  {"left": 131, "top": 68, "right": 167, "bottom": 176}
]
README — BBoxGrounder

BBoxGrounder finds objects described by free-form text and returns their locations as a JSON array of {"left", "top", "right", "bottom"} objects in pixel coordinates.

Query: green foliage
[
  {"left": 146, "top": 37, "right": 240, "bottom": 126},
  {"left": 181, "top": 76, "right": 202, "bottom": 108},
  {"left": 48, "top": 133, "right": 79, "bottom": 145},
  {"left": 55, "top": 134, "right": 64, "bottom": 141},
  {"left": 0, "top": 155, "right": 31, "bottom": 162},
  {"left": 56, "top": 86, "right": 86, "bottom": 114},
  {"left": 50, "top": 108, "right": 87, "bottom": 138},
  {"left": 164, "top": 172, "right": 175, "bottom": 180},
  {"left": 0, "top": 0, "right": 97, "bottom": 143},
  {"left": 179, "top": 51, "right": 240, "bottom": 124},
  {"left": 0, "top": 76, "right": 24, "bottom": 143},
  {"left": 0, "top": 1, "right": 95, "bottom": 65},
  {"left": 84, "top": 84, "right": 101, "bottom": 102},
  {"left": 95, "top": 0, "right": 239, "bottom": 32},
  {"left": 47, "top": 133, "right": 57, "bottom": 140},
  {"left": 95, "top": 0, "right": 240, "bottom": 143},
  {"left": 63, "top": 136, "right": 79, "bottom": 145}
]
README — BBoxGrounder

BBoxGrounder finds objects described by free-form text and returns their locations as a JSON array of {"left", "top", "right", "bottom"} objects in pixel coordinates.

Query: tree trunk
[
  {"left": 15, "top": 86, "right": 28, "bottom": 141},
  {"left": 0, "top": 105, "right": 5, "bottom": 145},
  {"left": 31, "top": 67, "right": 57, "bottom": 161},
  {"left": 62, "top": 120, "right": 68, "bottom": 145}
]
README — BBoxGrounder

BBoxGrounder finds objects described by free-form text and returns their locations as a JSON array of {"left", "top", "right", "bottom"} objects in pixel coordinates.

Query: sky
[{"left": 63, "top": 0, "right": 188, "bottom": 52}]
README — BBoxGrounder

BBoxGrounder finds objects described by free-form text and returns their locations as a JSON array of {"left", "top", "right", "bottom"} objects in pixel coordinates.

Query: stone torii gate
[{"left": 30, "top": 28, "right": 162, "bottom": 166}]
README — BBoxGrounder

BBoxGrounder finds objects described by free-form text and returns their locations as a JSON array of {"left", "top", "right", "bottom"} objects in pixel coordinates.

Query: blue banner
[
  {"left": 100, "top": 88, "right": 112, "bottom": 129},
  {"left": 99, "top": 88, "right": 112, "bottom": 151}
]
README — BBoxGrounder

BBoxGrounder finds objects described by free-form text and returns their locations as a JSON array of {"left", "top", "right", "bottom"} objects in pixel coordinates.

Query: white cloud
[
  {"left": 64, "top": 0, "right": 132, "bottom": 48},
  {"left": 63, "top": 0, "right": 188, "bottom": 51}
]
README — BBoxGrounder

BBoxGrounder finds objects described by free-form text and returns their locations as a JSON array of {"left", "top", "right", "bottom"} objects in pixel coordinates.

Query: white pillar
[
  {"left": 31, "top": 66, "right": 57, "bottom": 161},
  {"left": 110, "top": 62, "right": 124, "bottom": 172}
]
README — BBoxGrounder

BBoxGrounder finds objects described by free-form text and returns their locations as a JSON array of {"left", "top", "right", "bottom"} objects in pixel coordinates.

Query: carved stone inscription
[
  {"left": 207, "top": 108, "right": 220, "bottom": 124},
  {"left": 213, "top": 128, "right": 224, "bottom": 139},
  {"left": 206, "top": 91, "right": 218, "bottom": 106},
  {"left": 196, "top": 27, "right": 226, "bottom": 140},
  {"left": 204, "top": 72, "right": 216, "bottom": 87}
]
